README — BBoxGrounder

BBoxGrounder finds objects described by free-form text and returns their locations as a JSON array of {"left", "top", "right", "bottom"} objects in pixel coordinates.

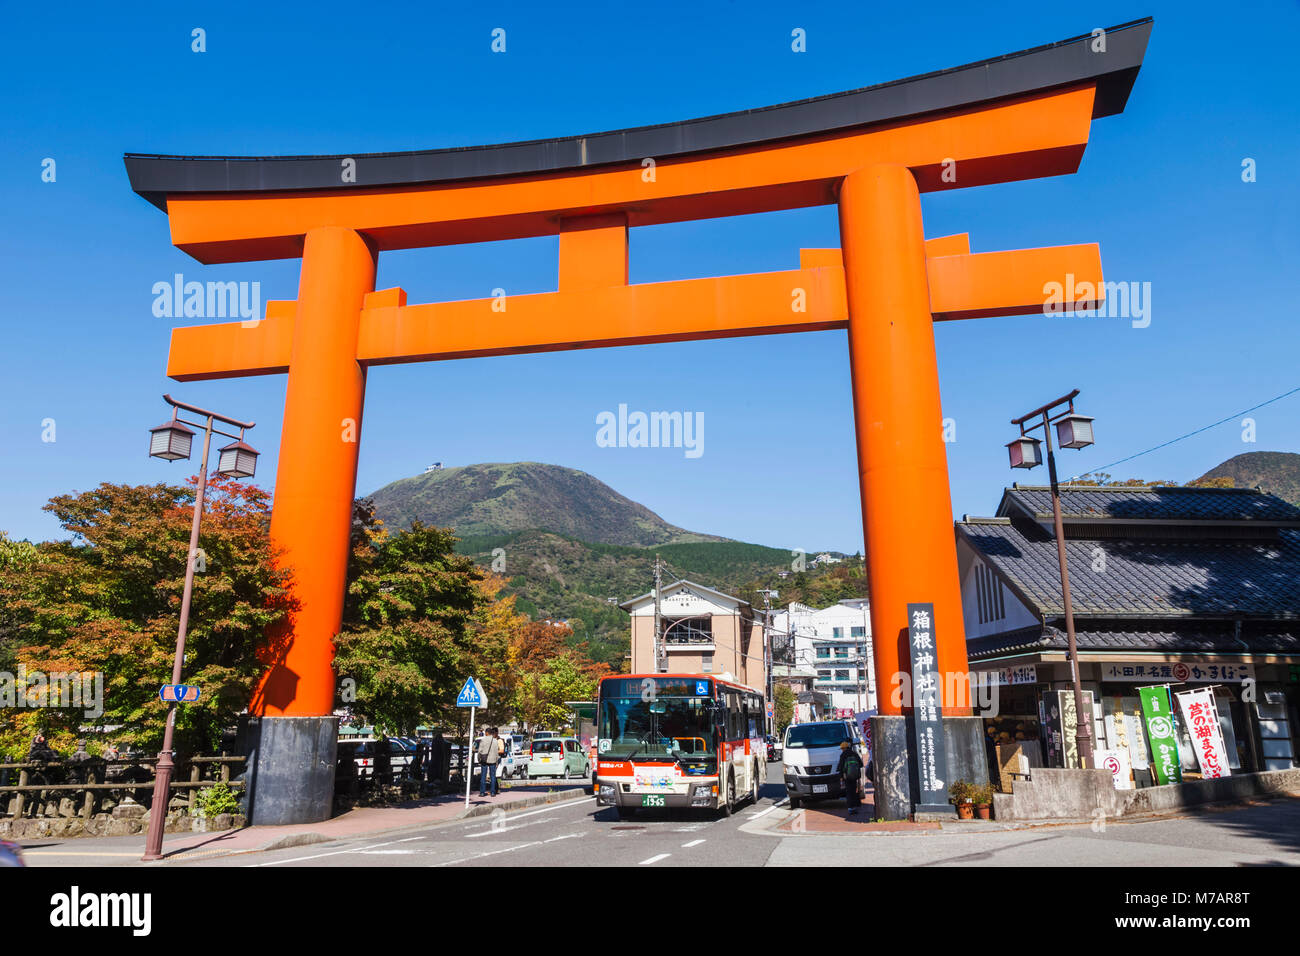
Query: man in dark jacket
[{"left": 837, "top": 739, "right": 864, "bottom": 816}]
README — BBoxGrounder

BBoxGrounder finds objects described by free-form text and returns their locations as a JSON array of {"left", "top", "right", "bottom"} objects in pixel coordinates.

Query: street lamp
[
  {"left": 142, "top": 394, "right": 257, "bottom": 861},
  {"left": 1008, "top": 388, "right": 1094, "bottom": 770}
]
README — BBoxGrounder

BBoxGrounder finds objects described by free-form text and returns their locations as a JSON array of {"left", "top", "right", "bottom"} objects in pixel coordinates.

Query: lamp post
[
  {"left": 1007, "top": 389, "right": 1094, "bottom": 770},
  {"left": 142, "top": 394, "right": 257, "bottom": 861}
]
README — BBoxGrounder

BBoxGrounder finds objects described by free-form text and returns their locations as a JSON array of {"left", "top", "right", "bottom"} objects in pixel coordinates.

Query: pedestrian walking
[
  {"left": 838, "top": 738, "right": 864, "bottom": 816},
  {"left": 477, "top": 726, "right": 503, "bottom": 797}
]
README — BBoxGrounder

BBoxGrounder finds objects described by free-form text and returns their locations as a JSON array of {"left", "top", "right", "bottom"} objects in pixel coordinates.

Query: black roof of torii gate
[{"left": 125, "top": 18, "right": 1151, "bottom": 211}]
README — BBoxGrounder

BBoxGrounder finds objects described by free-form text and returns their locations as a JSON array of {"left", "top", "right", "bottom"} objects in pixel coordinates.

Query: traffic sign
[
  {"left": 456, "top": 676, "right": 487, "bottom": 708},
  {"left": 159, "top": 684, "right": 200, "bottom": 703}
]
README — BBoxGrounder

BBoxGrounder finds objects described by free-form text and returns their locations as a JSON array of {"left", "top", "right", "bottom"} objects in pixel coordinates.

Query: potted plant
[
  {"left": 949, "top": 780, "right": 975, "bottom": 820},
  {"left": 972, "top": 783, "right": 994, "bottom": 820}
]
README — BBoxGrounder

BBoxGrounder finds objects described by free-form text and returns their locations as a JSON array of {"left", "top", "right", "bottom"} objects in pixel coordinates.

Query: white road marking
[
  {"left": 749, "top": 803, "right": 782, "bottom": 820},
  {"left": 639, "top": 853, "right": 671, "bottom": 865},
  {"left": 681, "top": 839, "right": 705, "bottom": 848},
  {"left": 362, "top": 850, "right": 417, "bottom": 855},
  {"left": 464, "top": 800, "right": 589, "bottom": 837},
  {"left": 434, "top": 840, "right": 545, "bottom": 867},
  {"left": 251, "top": 838, "right": 411, "bottom": 866},
  {"left": 544, "top": 832, "right": 583, "bottom": 843}
]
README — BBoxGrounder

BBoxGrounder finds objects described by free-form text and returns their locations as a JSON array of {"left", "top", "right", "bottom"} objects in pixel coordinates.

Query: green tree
[
  {"left": 516, "top": 654, "right": 598, "bottom": 730},
  {"left": 334, "top": 503, "right": 490, "bottom": 735},
  {"left": 773, "top": 683, "right": 795, "bottom": 735}
]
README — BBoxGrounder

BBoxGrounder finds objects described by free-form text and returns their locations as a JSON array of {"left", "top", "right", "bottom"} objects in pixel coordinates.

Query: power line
[{"left": 1067, "top": 385, "right": 1300, "bottom": 480}]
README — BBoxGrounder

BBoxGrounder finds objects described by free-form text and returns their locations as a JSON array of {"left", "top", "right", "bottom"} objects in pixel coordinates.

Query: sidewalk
[{"left": 20, "top": 783, "right": 590, "bottom": 866}]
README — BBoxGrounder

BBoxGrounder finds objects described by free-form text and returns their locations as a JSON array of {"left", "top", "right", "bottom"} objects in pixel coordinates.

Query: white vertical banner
[{"left": 1175, "top": 687, "right": 1231, "bottom": 779}]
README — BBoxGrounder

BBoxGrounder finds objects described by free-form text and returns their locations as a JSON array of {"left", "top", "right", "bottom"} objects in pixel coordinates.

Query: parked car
[
  {"left": 781, "top": 719, "right": 864, "bottom": 810},
  {"left": 531, "top": 730, "right": 559, "bottom": 742},
  {"left": 527, "top": 737, "right": 589, "bottom": 779},
  {"left": 337, "top": 738, "right": 413, "bottom": 780},
  {"left": 497, "top": 739, "right": 530, "bottom": 780}
]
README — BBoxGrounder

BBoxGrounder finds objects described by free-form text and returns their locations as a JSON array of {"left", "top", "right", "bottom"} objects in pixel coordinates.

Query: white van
[{"left": 781, "top": 719, "right": 864, "bottom": 809}]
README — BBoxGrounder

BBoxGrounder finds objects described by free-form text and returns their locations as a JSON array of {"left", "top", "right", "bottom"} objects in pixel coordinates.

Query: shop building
[
  {"left": 956, "top": 484, "right": 1300, "bottom": 785},
  {"left": 770, "top": 599, "right": 875, "bottom": 715},
  {"left": 621, "top": 579, "right": 766, "bottom": 693}
]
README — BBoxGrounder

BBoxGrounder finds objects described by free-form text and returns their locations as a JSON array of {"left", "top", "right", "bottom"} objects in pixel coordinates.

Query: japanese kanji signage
[
  {"left": 1058, "top": 689, "right": 1095, "bottom": 770},
  {"left": 1175, "top": 687, "right": 1231, "bottom": 780},
  {"left": 907, "top": 603, "right": 948, "bottom": 811},
  {"left": 1138, "top": 685, "right": 1182, "bottom": 785},
  {"left": 1101, "top": 661, "right": 1254, "bottom": 683},
  {"left": 973, "top": 665, "right": 1037, "bottom": 687}
]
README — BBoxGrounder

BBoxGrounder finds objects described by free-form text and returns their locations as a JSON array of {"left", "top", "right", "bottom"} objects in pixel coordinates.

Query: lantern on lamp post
[
  {"left": 141, "top": 395, "right": 256, "bottom": 862},
  {"left": 148, "top": 414, "right": 196, "bottom": 461},
  {"left": 1005, "top": 435, "right": 1043, "bottom": 470},
  {"left": 217, "top": 439, "right": 259, "bottom": 479},
  {"left": 1007, "top": 389, "right": 1094, "bottom": 770}
]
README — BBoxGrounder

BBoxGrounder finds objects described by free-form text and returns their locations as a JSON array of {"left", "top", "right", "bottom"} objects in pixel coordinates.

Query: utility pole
[
  {"left": 652, "top": 555, "right": 663, "bottom": 674},
  {"left": 757, "top": 588, "right": 779, "bottom": 734}
]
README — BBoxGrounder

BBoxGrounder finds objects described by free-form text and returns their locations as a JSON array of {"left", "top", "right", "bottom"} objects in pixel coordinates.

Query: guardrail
[{"left": 0, "top": 755, "right": 245, "bottom": 821}]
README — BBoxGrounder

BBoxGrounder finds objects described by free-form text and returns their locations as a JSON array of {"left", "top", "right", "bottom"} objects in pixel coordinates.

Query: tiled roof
[
  {"left": 1000, "top": 485, "right": 1300, "bottom": 523},
  {"left": 958, "top": 521, "right": 1300, "bottom": 618},
  {"left": 969, "top": 622, "right": 1300, "bottom": 659}
]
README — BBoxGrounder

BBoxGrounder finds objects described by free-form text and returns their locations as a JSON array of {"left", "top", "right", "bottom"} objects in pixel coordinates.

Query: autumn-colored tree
[{"left": 0, "top": 479, "right": 290, "bottom": 758}]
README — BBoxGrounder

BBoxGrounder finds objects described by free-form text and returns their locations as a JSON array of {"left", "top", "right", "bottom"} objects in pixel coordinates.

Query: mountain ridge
[{"left": 365, "top": 461, "right": 729, "bottom": 548}]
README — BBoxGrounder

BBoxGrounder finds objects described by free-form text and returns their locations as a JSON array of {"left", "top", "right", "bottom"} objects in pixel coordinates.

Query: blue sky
[{"left": 1, "top": 2, "right": 1297, "bottom": 553}]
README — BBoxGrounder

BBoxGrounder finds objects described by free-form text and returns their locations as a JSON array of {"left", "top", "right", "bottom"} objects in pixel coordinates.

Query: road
[
  {"left": 156, "top": 763, "right": 1300, "bottom": 868},
  {"left": 16, "top": 761, "right": 1297, "bottom": 869}
]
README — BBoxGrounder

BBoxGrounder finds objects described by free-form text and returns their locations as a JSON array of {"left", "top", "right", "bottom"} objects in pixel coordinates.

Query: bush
[
  {"left": 193, "top": 782, "right": 241, "bottom": 818},
  {"left": 948, "top": 780, "right": 975, "bottom": 804}
]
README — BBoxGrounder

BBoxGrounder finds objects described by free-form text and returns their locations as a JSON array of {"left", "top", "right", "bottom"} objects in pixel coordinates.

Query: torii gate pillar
[
  {"left": 243, "top": 228, "right": 375, "bottom": 826},
  {"left": 840, "top": 165, "right": 970, "bottom": 711}
]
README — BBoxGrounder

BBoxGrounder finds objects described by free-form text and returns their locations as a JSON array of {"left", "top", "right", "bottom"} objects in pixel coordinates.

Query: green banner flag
[{"left": 1139, "top": 685, "right": 1182, "bottom": 785}]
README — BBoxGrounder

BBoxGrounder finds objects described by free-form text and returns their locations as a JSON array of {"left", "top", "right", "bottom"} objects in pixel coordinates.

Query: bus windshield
[{"left": 598, "top": 695, "right": 715, "bottom": 759}]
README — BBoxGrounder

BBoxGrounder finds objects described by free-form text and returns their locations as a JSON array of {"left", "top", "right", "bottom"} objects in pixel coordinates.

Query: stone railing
[{"left": 0, "top": 754, "right": 246, "bottom": 839}]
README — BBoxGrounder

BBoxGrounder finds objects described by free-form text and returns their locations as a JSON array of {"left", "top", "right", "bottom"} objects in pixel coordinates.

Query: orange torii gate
[{"left": 127, "top": 20, "right": 1150, "bottom": 822}]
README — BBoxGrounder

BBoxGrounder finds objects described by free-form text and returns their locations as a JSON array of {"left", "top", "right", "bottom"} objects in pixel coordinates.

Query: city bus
[{"left": 593, "top": 673, "right": 767, "bottom": 819}]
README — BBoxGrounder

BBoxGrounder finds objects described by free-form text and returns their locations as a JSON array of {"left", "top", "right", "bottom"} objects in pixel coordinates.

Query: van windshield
[{"left": 784, "top": 724, "right": 849, "bottom": 749}]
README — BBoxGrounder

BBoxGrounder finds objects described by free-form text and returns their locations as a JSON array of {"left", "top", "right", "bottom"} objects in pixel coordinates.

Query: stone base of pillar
[
  {"left": 869, "top": 715, "right": 989, "bottom": 821},
  {"left": 242, "top": 715, "right": 339, "bottom": 826}
]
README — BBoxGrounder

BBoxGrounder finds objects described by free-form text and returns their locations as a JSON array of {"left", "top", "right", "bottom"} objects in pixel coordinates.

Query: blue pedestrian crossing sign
[{"left": 456, "top": 677, "right": 487, "bottom": 708}]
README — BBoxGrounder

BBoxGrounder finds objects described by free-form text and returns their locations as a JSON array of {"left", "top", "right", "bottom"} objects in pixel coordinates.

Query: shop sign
[
  {"left": 974, "top": 665, "right": 1037, "bottom": 687},
  {"left": 907, "top": 603, "right": 948, "bottom": 811},
  {"left": 1101, "top": 661, "right": 1254, "bottom": 683},
  {"left": 1175, "top": 687, "right": 1232, "bottom": 779},
  {"left": 1138, "top": 685, "right": 1182, "bottom": 785}
]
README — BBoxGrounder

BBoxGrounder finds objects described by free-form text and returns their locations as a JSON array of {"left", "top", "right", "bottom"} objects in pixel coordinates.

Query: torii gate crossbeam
[{"left": 126, "top": 19, "right": 1150, "bottom": 823}]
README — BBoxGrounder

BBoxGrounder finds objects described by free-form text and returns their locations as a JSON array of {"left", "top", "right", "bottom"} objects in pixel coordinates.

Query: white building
[{"left": 770, "top": 598, "right": 874, "bottom": 717}]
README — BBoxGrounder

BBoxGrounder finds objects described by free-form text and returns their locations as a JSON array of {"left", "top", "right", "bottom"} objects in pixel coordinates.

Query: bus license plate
[
  {"left": 642, "top": 795, "right": 666, "bottom": 808},
  {"left": 812, "top": 784, "right": 829, "bottom": 794}
]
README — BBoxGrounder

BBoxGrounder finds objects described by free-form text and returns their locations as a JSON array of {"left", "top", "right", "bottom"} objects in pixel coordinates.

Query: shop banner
[
  {"left": 1138, "top": 685, "right": 1182, "bottom": 785},
  {"left": 906, "top": 603, "right": 948, "bottom": 810},
  {"left": 1094, "top": 747, "right": 1133, "bottom": 790},
  {"left": 1058, "top": 689, "right": 1095, "bottom": 770},
  {"left": 1175, "top": 687, "right": 1232, "bottom": 779}
]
